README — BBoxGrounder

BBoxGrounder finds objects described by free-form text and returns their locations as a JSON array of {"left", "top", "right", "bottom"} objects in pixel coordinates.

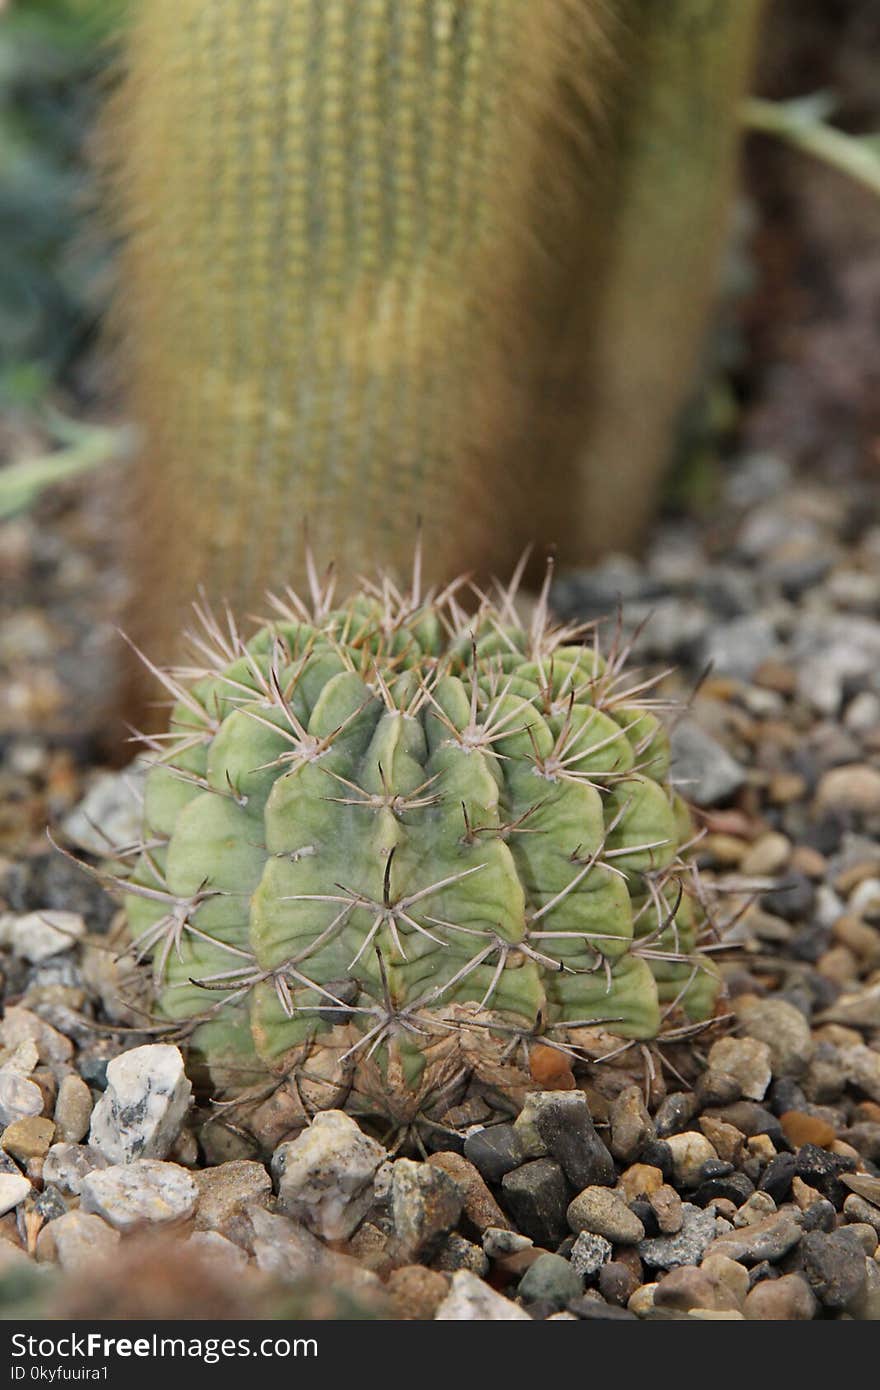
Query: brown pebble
[
  {"left": 385, "top": 1265, "right": 450, "bottom": 1320},
  {"left": 493, "top": 1247, "right": 543, "bottom": 1280},
  {"left": 791, "top": 1177, "right": 823, "bottom": 1210},
  {"left": 779, "top": 1111, "right": 837, "bottom": 1150},
  {"left": 654, "top": 1266, "right": 741, "bottom": 1314},
  {"left": 649, "top": 1185, "right": 683, "bottom": 1235},
  {"left": 816, "top": 764, "right": 880, "bottom": 817},
  {"left": 743, "top": 1273, "right": 816, "bottom": 1321},
  {"left": 842, "top": 1173, "right": 880, "bottom": 1208},
  {"left": 599, "top": 1262, "right": 639, "bottom": 1306},
  {"left": 427, "top": 1152, "right": 510, "bottom": 1233},
  {"left": 703, "top": 834, "right": 748, "bottom": 867},
  {"left": 753, "top": 660, "right": 797, "bottom": 696},
  {"left": 789, "top": 846, "right": 827, "bottom": 880},
  {"left": 817, "top": 946, "right": 859, "bottom": 986},
  {"left": 528, "top": 1043, "right": 576, "bottom": 1090},
  {"left": 1, "top": 1117, "right": 55, "bottom": 1162},
  {"left": 767, "top": 772, "right": 807, "bottom": 805},
  {"left": 699, "top": 1116, "right": 745, "bottom": 1167},
  {"left": 618, "top": 1164, "right": 663, "bottom": 1202},
  {"left": 740, "top": 832, "right": 791, "bottom": 878},
  {"left": 832, "top": 916, "right": 880, "bottom": 967},
  {"left": 834, "top": 861, "right": 880, "bottom": 896}
]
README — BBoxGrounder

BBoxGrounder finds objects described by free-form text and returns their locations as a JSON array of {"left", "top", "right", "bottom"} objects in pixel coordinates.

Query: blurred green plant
[
  {"left": 745, "top": 93, "right": 880, "bottom": 199},
  {"left": 0, "top": 411, "right": 131, "bottom": 517},
  {"left": 0, "top": 0, "right": 122, "bottom": 405}
]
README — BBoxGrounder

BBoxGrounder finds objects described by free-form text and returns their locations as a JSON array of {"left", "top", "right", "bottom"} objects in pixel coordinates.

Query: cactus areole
[{"left": 120, "top": 562, "right": 721, "bottom": 1120}]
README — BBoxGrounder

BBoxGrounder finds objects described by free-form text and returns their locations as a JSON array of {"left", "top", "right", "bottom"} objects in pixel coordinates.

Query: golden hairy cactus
[{"left": 106, "top": 0, "right": 763, "bottom": 689}]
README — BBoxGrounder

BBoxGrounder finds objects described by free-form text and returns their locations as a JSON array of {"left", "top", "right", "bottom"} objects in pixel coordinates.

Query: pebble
[
  {"left": 1, "top": 1115, "right": 54, "bottom": 1161},
  {"left": 780, "top": 1111, "right": 837, "bottom": 1149},
  {"left": 707, "top": 1037, "right": 772, "bottom": 1102},
  {"left": 649, "top": 1185, "right": 683, "bottom": 1235},
  {"left": 669, "top": 721, "right": 747, "bottom": 807},
  {"left": 501, "top": 1159, "right": 570, "bottom": 1248},
  {"left": 599, "top": 1261, "right": 640, "bottom": 1307},
  {"left": 733, "top": 1191, "right": 777, "bottom": 1227},
  {"left": 740, "top": 832, "right": 791, "bottom": 877},
  {"left": 570, "top": 1230, "right": 613, "bottom": 1278},
  {"left": 482, "top": 1227, "right": 533, "bottom": 1259},
  {"left": 11, "top": 910, "right": 85, "bottom": 962},
  {"left": 426, "top": 1151, "right": 509, "bottom": 1233},
  {"left": 432, "top": 1233, "right": 489, "bottom": 1277},
  {"left": 654, "top": 1092, "right": 699, "bottom": 1138},
  {"left": 54, "top": 1075, "right": 92, "bottom": 1143},
  {"left": 609, "top": 1086, "right": 654, "bottom": 1164},
  {"left": 273, "top": 1110, "right": 385, "bottom": 1242},
  {"left": 435, "top": 1269, "right": 531, "bottom": 1321},
  {"left": 692, "top": 1171, "right": 755, "bottom": 1209},
  {"left": 665, "top": 1132, "right": 718, "bottom": 1189},
  {"left": 0, "top": 1070, "right": 44, "bottom": 1128},
  {"left": 698, "top": 1117, "right": 745, "bottom": 1167},
  {"left": 843, "top": 1222, "right": 878, "bottom": 1257},
  {"left": 1, "top": 1006, "right": 73, "bottom": 1068},
  {"left": 627, "top": 1282, "right": 659, "bottom": 1317},
  {"left": 567, "top": 1187, "right": 645, "bottom": 1245},
  {"left": 463, "top": 1124, "right": 529, "bottom": 1184},
  {"left": 386, "top": 1266, "right": 450, "bottom": 1321},
  {"left": 794, "top": 1144, "right": 857, "bottom": 1208},
  {"left": 694, "top": 1071, "right": 742, "bottom": 1109},
  {"left": 517, "top": 1090, "right": 614, "bottom": 1189},
  {"left": 821, "top": 985, "right": 880, "bottom": 1031},
  {"left": 34, "top": 1209, "right": 120, "bottom": 1272},
  {"left": 193, "top": 1160, "right": 272, "bottom": 1247},
  {"left": 842, "top": 1173, "right": 880, "bottom": 1207},
  {"left": 843, "top": 1194, "right": 880, "bottom": 1235},
  {"left": 89, "top": 1044, "right": 192, "bottom": 1163},
  {"left": 0, "top": 1171, "right": 31, "bottom": 1216},
  {"left": 62, "top": 760, "right": 148, "bottom": 857},
  {"left": 709, "top": 1212, "right": 802, "bottom": 1265},
  {"left": 638, "top": 1204, "right": 717, "bottom": 1270},
  {"left": 42, "top": 1142, "right": 108, "bottom": 1195},
  {"left": 518, "top": 1252, "right": 583, "bottom": 1311},
  {"left": 816, "top": 764, "right": 880, "bottom": 818},
  {"left": 653, "top": 1266, "right": 741, "bottom": 1314},
  {"left": 618, "top": 1163, "right": 663, "bottom": 1202},
  {"left": 391, "top": 1159, "right": 463, "bottom": 1261},
  {"left": 743, "top": 1272, "right": 816, "bottom": 1320},
  {"left": 801, "top": 1229, "right": 868, "bottom": 1310},
  {"left": 700, "top": 1253, "right": 750, "bottom": 1305},
  {"left": 758, "top": 1153, "right": 796, "bottom": 1202},
  {"left": 249, "top": 1206, "right": 334, "bottom": 1284},
  {"left": 735, "top": 998, "right": 814, "bottom": 1077},
  {"left": 81, "top": 1159, "right": 198, "bottom": 1232},
  {"left": 702, "top": 616, "right": 778, "bottom": 681}
]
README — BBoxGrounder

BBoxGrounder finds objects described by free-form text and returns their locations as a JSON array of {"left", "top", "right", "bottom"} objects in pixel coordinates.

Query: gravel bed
[{"left": 0, "top": 449, "right": 879, "bottom": 1320}]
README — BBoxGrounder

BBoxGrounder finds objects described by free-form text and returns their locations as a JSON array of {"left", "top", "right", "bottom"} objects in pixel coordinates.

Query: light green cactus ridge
[{"left": 121, "top": 565, "right": 721, "bottom": 1112}]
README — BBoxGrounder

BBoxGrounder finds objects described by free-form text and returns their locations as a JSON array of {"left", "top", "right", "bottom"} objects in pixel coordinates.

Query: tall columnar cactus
[
  {"left": 108, "top": 563, "right": 721, "bottom": 1121},
  {"left": 106, "top": 0, "right": 764, "bottom": 688}
]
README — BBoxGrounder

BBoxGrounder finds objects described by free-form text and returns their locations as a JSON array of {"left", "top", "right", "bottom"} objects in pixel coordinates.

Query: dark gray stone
[
  {"left": 527, "top": 1093, "right": 615, "bottom": 1189},
  {"left": 463, "top": 1125, "right": 526, "bottom": 1184},
  {"left": 801, "top": 1230, "right": 868, "bottom": 1310},
  {"left": 501, "top": 1160, "right": 571, "bottom": 1248}
]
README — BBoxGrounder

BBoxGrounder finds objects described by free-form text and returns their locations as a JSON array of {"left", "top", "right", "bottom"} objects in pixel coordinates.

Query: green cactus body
[{"left": 123, "top": 569, "right": 720, "bottom": 1117}]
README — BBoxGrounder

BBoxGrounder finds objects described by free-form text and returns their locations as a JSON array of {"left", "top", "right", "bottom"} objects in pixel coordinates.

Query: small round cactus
[{"left": 114, "top": 559, "right": 721, "bottom": 1120}]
